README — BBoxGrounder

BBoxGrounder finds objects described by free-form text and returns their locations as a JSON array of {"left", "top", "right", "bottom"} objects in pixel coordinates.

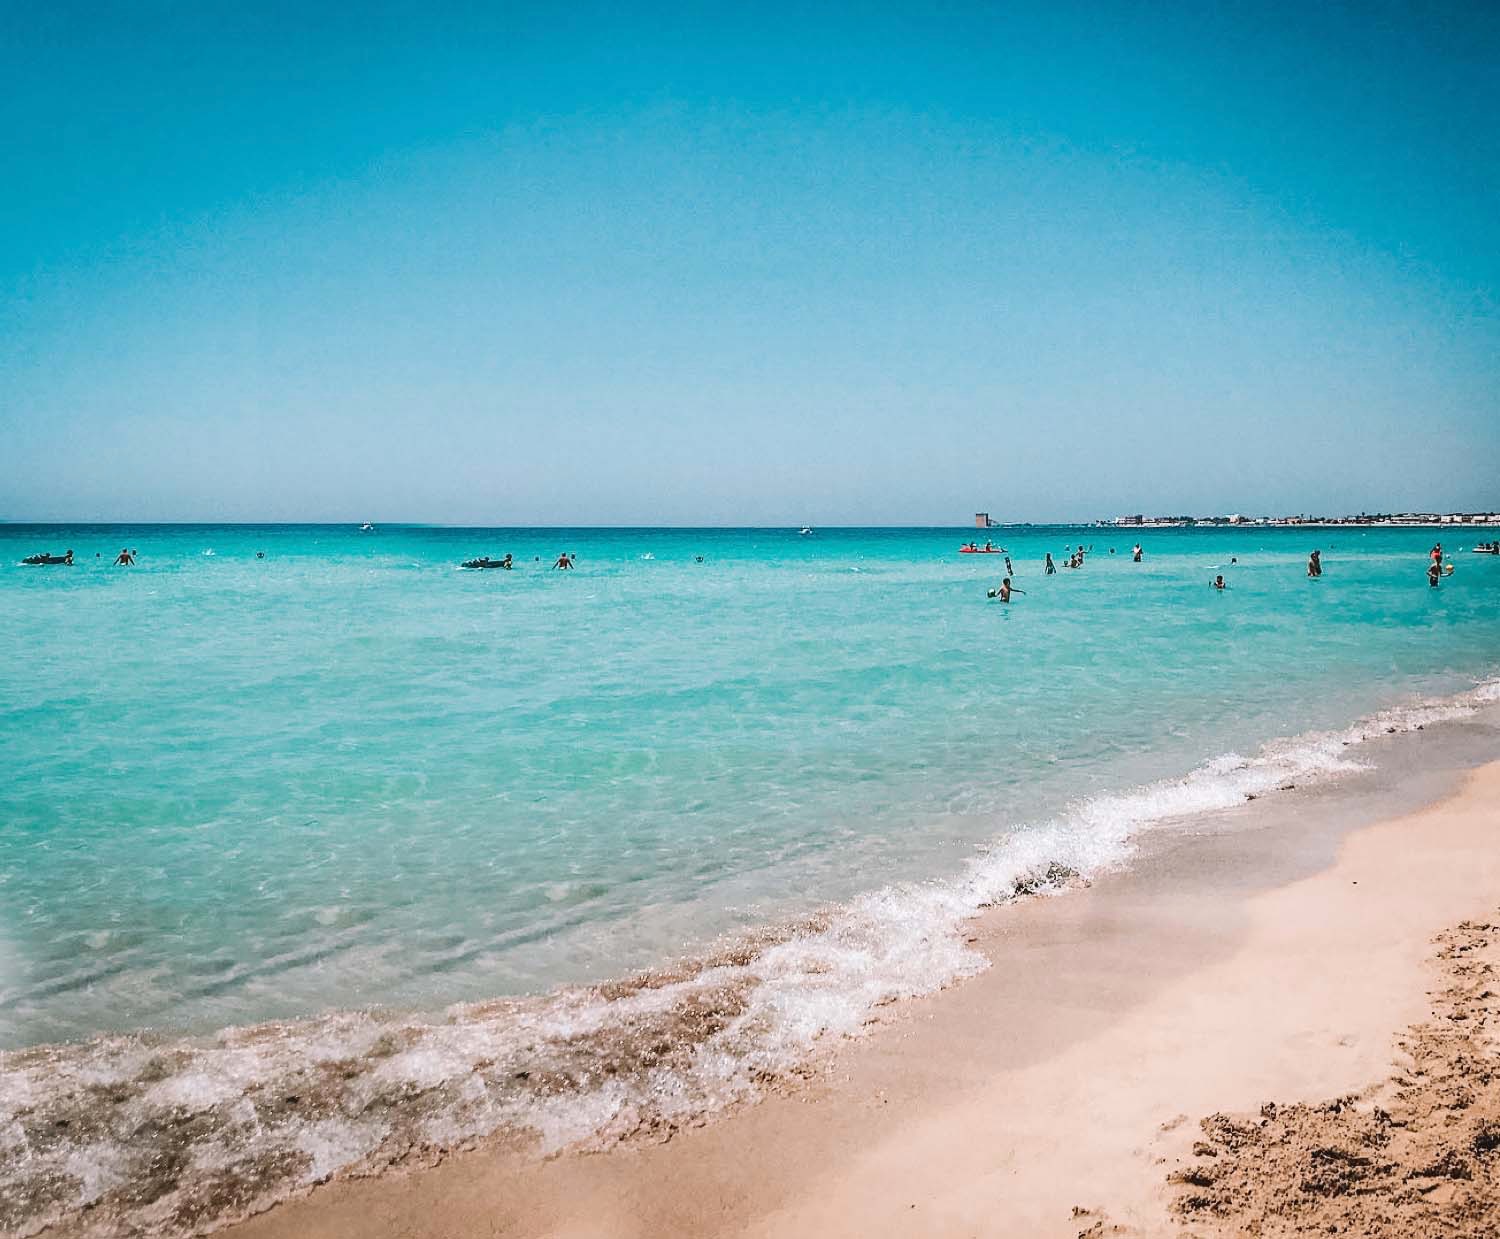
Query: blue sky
[{"left": 2, "top": 1, "right": 1497, "bottom": 523}]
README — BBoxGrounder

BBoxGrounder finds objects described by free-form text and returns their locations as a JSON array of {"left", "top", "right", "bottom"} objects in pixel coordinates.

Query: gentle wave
[{"left": 3, "top": 677, "right": 1498, "bottom": 1238}]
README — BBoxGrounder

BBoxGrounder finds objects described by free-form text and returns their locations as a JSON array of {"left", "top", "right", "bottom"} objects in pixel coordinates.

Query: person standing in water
[
  {"left": 1428, "top": 561, "right": 1441, "bottom": 588},
  {"left": 1044, "top": 552, "right": 1056, "bottom": 575},
  {"left": 1213, "top": 574, "right": 1226, "bottom": 590},
  {"left": 1307, "top": 549, "right": 1322, "bottom": 578},
  {"left": 553, "top": 553, "right": 574, "bottom": 570},
  {"left": 988, "top": 577, "right": 1025, "bottom": 602},
  {"left": 114, "top": 548, "right": 135, "bottom": 565},
  {"left": 1132, "top": 543, "right": 1142, "bottom": 562}
]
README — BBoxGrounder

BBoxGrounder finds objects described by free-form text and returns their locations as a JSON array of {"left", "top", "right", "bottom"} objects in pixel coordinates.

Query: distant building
[{"left": 975, "top": 513, "right": 996, "bottom": 528}]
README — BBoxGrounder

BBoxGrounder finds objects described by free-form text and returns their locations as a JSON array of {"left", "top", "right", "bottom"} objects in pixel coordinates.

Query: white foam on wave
[
  {"left": 62, "top": 1144, "right": 130, "bottom": 1207},
  {"left": 3, "top": 675, "right": 1498, "bottom": 1238}
]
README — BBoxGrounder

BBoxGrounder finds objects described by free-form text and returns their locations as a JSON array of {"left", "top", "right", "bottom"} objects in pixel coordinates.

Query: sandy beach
[{"left": 209, "top": 744, "right": 1500, "bottom": 1239}]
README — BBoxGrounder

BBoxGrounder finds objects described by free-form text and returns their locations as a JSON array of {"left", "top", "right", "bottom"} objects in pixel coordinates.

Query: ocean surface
[{"left": 3, "top": 522, "right": 1499, "bottom": 1235}]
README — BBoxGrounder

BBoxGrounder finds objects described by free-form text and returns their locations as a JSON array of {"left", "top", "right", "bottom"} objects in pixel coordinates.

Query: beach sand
[{"left": 222, "top": 752, "right": 1500, "bottom": 1239}]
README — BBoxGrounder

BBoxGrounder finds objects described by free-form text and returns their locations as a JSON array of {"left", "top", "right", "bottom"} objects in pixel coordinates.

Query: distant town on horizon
[
  {"left": 972, "top": 511, "right": 1500, "bottom": 530},
  {"left": 1100, "top": 511, "right": 1500, "bottom": 529}
]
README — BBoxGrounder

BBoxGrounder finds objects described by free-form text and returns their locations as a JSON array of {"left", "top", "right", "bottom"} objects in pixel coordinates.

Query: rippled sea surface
[{"left": 3, "top": 523, "right": 1498, "bottom": 1048}]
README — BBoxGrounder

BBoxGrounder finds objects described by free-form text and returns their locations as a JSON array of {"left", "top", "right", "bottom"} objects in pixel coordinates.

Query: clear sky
[{"left": 2, "top": 1, "right": 1497, "bottom": 524}]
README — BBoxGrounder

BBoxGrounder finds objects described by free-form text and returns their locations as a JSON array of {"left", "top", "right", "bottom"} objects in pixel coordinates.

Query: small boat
[
  {"left": 461, "top": 557, "right": 511, "bottom": 570},
  {"left": 1471, "top": 545, "right": 1500, "bottom": 555},
  {"left": 958, "top": 546, "right": 1003, "bottom": 554},
  {"left": 20, "top": 553, "right": 71, "bottom": 565},
  {"left": 360, "top": 523, "right": 375, "bottom": 532},
  {"left": 799, "top": 527, "right": 813, "bottom": 535}
]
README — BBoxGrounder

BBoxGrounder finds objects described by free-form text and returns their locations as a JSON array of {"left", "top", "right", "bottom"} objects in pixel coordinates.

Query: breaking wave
[{"left": 3, "top": 677, "right": 1498, "bottom": 1238}]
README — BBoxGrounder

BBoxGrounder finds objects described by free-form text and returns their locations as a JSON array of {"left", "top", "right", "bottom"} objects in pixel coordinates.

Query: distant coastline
[{"left": 1100, "top": 510, "right": 1500, "bottom": 529}]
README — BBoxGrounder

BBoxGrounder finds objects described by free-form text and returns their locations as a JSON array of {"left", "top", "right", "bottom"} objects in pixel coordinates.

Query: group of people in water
[
  {"left": 17, "top": 540, "right": 1492, "bottom": 594},
  {"left": 996, "top": 540, "right": 1116, "bottom": 600},
  {"left": 460, "top": 552, "right": 577, "bottom": 570},
  {"left": 1426, "top": 543, "right": 1457, "bottom": 587},
  {"left": 462, "top": 551, "right": 708, "bottom": 570},
  {"left": 1039, "top": 543, "right": 1113, "bottom": 577},
  {"left": 19, "top": 548, "right": 137, "bottom": 566},
  {"left": 984, "top": 538, "right": 1472, "bottom": 603}
]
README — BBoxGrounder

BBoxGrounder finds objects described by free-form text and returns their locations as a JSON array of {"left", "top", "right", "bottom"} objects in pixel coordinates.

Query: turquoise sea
[{"left": 2, "top": 522, "right": 1499, "bottom": 1235}]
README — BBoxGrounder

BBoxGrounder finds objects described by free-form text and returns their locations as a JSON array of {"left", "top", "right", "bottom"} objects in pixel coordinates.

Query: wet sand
[{"left": 223, "top": 746, "right": 1500, "bottom": 1239}]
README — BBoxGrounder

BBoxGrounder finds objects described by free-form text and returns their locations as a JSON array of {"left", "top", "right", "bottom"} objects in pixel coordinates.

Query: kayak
[{"left": 959, "top": 548, "right": 1004, "bottom": 554}]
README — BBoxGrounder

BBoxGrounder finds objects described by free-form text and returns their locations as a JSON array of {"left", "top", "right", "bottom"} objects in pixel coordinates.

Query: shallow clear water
[{"left": 2, "top": 523, "right": 1498, "bottom": 1049}]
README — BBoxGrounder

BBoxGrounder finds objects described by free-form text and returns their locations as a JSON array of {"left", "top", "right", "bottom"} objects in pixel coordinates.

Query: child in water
[
  {"left": 1213, "top": 574, "right": 1226, "bottom": 590},
  {"left": 988, "top": 577, "right": 1025, "bottom": 602}
]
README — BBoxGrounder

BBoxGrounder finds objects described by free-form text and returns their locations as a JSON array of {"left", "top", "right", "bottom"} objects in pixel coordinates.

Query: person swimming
[
  {"left": 1044, "top": 552, "right": 1056, "bottom": 575},
  {"left": 1213, "top": 574, "right": 1226, "bottom": 590},
  {"left": 114, "top": 548, "right": 135, "bottom": 565}
]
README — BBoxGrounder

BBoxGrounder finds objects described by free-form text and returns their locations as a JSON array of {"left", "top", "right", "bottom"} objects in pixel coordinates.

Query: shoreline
[{"left": 213, "top": 724, "right": 1500, "bottom": 1239}]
